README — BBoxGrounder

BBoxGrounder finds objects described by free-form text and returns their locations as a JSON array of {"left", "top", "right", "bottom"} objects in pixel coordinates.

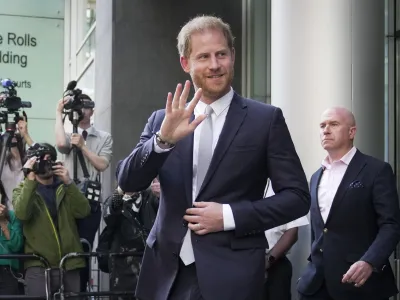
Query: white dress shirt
[
  {"left": 318, "top": 147, "right": 357, "bottom": 223},
  {"left": 263, "top": 181, "right": 309, "bottom": 253},
  {"left": 154, "top": 88, "right": 236, "bottom": 230}
]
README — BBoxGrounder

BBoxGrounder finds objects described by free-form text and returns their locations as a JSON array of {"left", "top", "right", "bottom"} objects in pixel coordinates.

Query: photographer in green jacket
[
  {"left": 0, "top": 203, "right": 23, "bottom": 296},
  {"left": 12, "top": 143, "right": 90, "bottom": 297}
]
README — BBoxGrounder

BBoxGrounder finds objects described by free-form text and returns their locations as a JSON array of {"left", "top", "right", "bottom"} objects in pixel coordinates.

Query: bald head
[
  {"left": 321, "top": 107, "right": 356, "bottom": 127},
  {"left": 319, "top": 107, "right": 357, "bottom": 158}
]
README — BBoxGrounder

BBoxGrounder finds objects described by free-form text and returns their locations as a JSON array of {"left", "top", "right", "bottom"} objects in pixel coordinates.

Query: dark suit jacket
[
  {"left": 297, "top": 150, "right": 400, "bottom": 300},
  {"left": 118, "top": 93, "right": 310, "bottom": 300}
]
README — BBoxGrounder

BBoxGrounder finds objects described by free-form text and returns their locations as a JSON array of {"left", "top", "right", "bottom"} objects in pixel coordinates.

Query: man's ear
[{"left": 180, "top": 56, "right": 190, "bottom": 74}]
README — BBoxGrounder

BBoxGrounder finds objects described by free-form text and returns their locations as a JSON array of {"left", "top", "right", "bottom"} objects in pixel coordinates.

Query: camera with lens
[
  {"left": 0, "top": 79, "right": 32, "bottom": 112},
  {"left": 64, "top": 80, "right": 95, "bottom": 111},
  {"left": 25, "top": 144, "right": 60, "bottom": 175}
]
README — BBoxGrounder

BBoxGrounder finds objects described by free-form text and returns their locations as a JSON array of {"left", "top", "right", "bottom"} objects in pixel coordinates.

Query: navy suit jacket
[
  {"left": 297, "top": 150, "right": 400, "bottom": 300},
  {"left": 118, "top": 93, "right": 310, "bottom": 300}
]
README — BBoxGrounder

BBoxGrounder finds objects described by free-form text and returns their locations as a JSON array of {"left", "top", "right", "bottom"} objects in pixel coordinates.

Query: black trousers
[
  {"left": 297, "top": 282, "right": 389, "bottom": 300},
  {"left": 168, "top": 260, "right": 203, "bottom": 300},
  {"left": 263, "top": 255, "right": 292, "bottom": 300},
  {"left": 0, "top": 265, "right": 20, "bottom": 296}
]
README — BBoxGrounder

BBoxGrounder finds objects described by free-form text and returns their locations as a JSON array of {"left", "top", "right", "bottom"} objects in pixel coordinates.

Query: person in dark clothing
[{"left": 99, "top": 179, "right": 159, "bottom": 300}]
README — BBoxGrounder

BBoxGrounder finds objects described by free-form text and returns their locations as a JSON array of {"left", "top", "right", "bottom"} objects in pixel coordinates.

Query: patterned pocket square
[{"left": 349, "top": 180, "right": 364, "bottom": 188}]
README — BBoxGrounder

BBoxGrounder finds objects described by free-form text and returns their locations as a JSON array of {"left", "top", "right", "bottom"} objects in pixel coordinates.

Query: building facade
[{"left": 63, "top": 0, "right": 400, "bottom": 296}]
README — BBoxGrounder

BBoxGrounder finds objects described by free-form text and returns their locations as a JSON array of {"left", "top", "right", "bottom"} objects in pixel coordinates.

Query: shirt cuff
[
  {"left": 222, "top": 204, "right": 236, "bottom": 231},
  {"left": 153, "top": 137, "right": 174, "bottom": 153}
]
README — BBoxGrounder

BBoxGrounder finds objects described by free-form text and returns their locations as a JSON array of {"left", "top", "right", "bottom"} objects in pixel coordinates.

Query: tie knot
[
  {"left": 204, "top": 105, "right": 213, "bottom": 116},
  {"left": 82, "top": 130, "right": 88, "bottom": 141}
]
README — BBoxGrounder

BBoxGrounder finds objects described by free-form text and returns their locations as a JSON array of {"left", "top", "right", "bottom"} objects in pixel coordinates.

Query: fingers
[
  {"left": 188, "top": 223, "right": 208, "bottom": 235},
  {"left": 172, "top": 83, "right": 182, "bottom": 110},
  {"left": 187, "top": 87, "right": 203, "bottom": 113},
  {"left": 185, "top": 207, "right": 202, "bottom": 216},
  {"left": 24, "top": 157, "right": 37, "bottom": 168},
  {"left": 193, "top": 229, "right": 208, "bottom": 235},
  {"left": 166, "top": 92, "right": 173, "bottom": 114},
  {"left": 354, "top": 278, "right": 366, "bottom": 287},
  {"left": 183, "top": 215, "right": 200, "bottom": 223},
  {"left": 349, "top": 269, "right": 363, "bottom": 283},
  {"left": 193, "top": 202, "right": 208, "bottom": 208},
  {"left": 179, "top": 80, "right": 191, "bottom": 109},
  {"left": 188, "top": 114, "right": 207, "bottom": 132},
  {"left": 342, "top": 268, "right": 354, "bottom": 283}
]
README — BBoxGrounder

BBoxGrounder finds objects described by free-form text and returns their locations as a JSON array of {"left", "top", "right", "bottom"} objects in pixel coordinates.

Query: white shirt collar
[
  {"left": 194, "top": 87, "right": 234, "bottom": 116},
  {"left": 321, "top": 146, "right": 357, "bottom": 168},
  {"left": 78, "top": 126, "right": 96, "bottom": 136}
]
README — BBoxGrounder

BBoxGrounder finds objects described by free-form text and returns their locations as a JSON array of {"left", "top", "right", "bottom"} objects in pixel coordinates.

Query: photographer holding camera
[
  {"left": 12, "top": 143, "right": 90, "bottom": 297},
  {"left": 55, "top": 93, "right": 113, "bottom": 292},
  {"left": 98, "top": 177, "right": 160, "bottom": 300},
  {"left": 0, "top": 92, "right": 34, "bottom": 211}
]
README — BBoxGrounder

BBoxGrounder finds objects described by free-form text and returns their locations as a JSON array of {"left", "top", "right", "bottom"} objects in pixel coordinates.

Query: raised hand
[{"left": 159, "top": 80, "right": 206, "bottom": 145}]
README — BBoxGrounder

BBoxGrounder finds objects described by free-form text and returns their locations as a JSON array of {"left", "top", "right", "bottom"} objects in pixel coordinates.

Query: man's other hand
[
  {"left": 57, "top": 98, "right": 70, "bottom": 114},
  {"left": 70, "top": 133, "right": 85, "bottom": 149},
  {"left": 17, "top": 119, "right": 28, "bottom": 137},
  {"left": 151, "top": 178, "right": 160, "bottom": 198},
  {"left": 184, "top": 202, "right": 224, "bottom": 235},
  {"left": 23, "top": 157, "right": 37, "bottom": 181},
  {"left": 52, "top": 163, "right": 72, "bottom": 185},
  {"left": 342, "top": 260, "right": 373, "bottom": 287}
]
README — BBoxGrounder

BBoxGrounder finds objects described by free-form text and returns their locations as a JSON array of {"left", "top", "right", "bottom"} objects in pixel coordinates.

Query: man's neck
[
  {"left": 327, "top": 146, "right": 353, "bottom": 163},
  {"left": 200, "top": 87, "right": 231, "bottom": 105},
  {"left": 36, "top": 176, "right": 53, "bottom": 185},
  {"left": 79, "top": 122, "right": 91, "bottom": 130}
]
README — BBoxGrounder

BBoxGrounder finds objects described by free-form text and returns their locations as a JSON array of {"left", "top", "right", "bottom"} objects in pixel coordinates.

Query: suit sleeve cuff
[
  {"left": 153, "top": 137, "right": 174, "bottom": 153},
  {"left": 223, "top": 204, "right": 236, "bottom": 231}
]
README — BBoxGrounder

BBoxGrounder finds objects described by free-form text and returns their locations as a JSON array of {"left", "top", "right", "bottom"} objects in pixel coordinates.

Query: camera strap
[{"left": 76, "top": 149, "right": 90, "bottom": 179}]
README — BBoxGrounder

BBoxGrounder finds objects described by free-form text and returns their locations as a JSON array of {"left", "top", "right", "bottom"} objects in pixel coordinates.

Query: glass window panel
[
  {"left": 76, "top": 0, "right": 96, "bottom": 45},
  {"left": 76, "top": 28, "right": 95, "bottom": 75}
]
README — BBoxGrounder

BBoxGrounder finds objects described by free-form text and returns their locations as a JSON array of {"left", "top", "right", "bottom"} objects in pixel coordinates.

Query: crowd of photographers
[{"left": 0, "top": 89, "right": 159, "bottom": 299}]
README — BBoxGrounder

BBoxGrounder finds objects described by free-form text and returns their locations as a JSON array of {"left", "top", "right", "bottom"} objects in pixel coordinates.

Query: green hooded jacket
[
  {"left": 12, "top": 178, "right": 90, "bottom": 270},
  {"left": 0, "top": 210, "right": 23, "bottom": 270}
]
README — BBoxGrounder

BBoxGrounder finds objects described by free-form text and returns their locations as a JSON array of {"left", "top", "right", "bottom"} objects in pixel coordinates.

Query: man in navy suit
[
  {"left": 118, "top": 15, "right": 310, "bottom": 300},
  {"left": 297, "top": 107, "right": 400, "bottom": 300}
]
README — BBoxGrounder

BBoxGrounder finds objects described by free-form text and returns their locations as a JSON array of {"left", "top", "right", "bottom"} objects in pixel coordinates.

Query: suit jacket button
[
  {"left": 323, "top": 228, "right": 328, "bottom": 233},
  {"left": 319, "top": 248, "right": 323, "bottom": 252},
  {"left": 172, "top": 252, "right": 178, "bottom": 257}
]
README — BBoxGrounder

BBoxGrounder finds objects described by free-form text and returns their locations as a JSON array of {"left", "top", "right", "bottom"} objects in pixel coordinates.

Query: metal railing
[
  {"left": 0, "top": 253, "right": 51, "bottom": 300},
  {"left": 56, "top": 251, "right": 142, "bottom": 299},
  {"left": 0, "top": 248, "right": 143, "bottom": 299}
]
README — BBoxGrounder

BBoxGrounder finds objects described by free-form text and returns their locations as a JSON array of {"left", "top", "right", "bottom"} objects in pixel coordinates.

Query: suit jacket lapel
[
  {"left": 311, "top": 168, "right": 324, "bottom": 226},
  {"left": 325, "top": 150, "right": 366, "bottom": 225},
  {"left": 180, "top": 114, "right": 195, "bottom": 207},
  {"left": 196, "top": 93, "right": 247, "bottom": 199}
]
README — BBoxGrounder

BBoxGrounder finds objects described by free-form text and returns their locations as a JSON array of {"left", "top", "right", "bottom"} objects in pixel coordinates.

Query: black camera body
[
  {"left": 26, "top": 144, "right": 60, "bottom": 175},
  {"left": 0, "top": 79, "right": 32, "bottom": 112},
  {"left": 31, "top": 160, "right": 62, "bottom": 175},
  {"left": 64, "top": 81, "right": 95, "bottom": 111}
]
